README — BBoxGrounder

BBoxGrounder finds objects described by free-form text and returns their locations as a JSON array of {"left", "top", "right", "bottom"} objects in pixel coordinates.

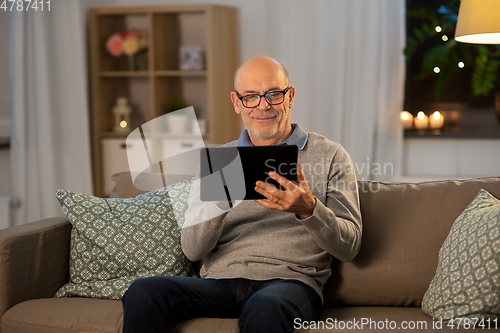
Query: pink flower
[{"left": 106, "top": 33, "right": 123, "bottom": 57}]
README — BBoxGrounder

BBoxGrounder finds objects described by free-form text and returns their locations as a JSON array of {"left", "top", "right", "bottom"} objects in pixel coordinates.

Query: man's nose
[{"left": 257, "top": 96, "right": 271, "bottom": 110}]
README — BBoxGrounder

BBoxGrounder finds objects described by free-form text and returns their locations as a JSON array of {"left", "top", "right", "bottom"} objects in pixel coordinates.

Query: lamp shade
[{"left": 455, "top": 0, "right": 500, "bottom": 44}]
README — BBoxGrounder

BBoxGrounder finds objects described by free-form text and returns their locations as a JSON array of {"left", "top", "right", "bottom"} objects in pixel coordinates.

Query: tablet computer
[{"left": 200, "top": 145, "right": 298, "bottom": 201}]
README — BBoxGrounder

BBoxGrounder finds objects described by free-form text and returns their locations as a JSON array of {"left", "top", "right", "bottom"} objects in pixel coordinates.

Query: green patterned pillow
[
  {"left": 54, "top": 178, "right": 194, "bottom": 300},
  {"left": 422, "top": 189, "right": 500, "bottom": 323}
]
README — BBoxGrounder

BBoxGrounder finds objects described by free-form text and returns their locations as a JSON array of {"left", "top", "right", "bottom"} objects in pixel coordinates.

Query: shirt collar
[{"left": 236, "top": 123, "right": 308, "bottom": 150}]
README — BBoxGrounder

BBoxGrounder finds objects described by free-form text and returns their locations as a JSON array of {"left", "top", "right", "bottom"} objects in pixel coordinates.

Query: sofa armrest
[{"left": 0, "top": 215, "right": 71, "bottom": 320}]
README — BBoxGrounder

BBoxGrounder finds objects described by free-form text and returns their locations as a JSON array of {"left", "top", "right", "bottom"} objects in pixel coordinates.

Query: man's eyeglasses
[{"left": 236, "top": 86, "right": 291, "bottom": 108}]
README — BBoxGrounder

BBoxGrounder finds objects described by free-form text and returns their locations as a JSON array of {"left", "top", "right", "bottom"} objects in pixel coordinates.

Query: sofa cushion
[
  {"left": 422, "top": 189, "right": 500, "bottom": 322},
  {"left": 54, "top": 178, "right": 194, "bottom": 300},
  {"left": 324, "top": 177, "right": 500, "bottom": 308},
  {"left": 2, "top": 298, "right": 237, "bottom": 333},
  {"left": 2, "top": 298, "right": 123, "bottom": 333}
]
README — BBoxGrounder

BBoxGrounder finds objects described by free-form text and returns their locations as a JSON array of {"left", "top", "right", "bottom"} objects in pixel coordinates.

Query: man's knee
[
  {"left": 123, "top": 276, "right": 178, "bottom": 305},
  {"left": 123, "top": 277, "right": 154, "bottom": 305}
]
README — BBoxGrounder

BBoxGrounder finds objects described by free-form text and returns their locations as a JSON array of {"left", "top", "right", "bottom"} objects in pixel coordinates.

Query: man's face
[{"left": 230, "top": 60, "right": 295, "bottom": 146}]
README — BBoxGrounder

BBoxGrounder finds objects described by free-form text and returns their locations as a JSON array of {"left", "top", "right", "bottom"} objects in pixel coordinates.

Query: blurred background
[{"left": 0, "top": 0, "right": 498, "bottom": 228}]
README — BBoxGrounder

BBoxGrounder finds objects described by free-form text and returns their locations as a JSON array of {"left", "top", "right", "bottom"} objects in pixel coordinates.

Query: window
[{"left": 404, "top": 0, "right": 500, "bottom": 137}]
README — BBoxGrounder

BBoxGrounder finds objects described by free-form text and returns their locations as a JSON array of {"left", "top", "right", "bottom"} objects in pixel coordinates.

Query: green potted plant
[
  {"left": 162, "top": 98, "right": 189, "bottom": 115},
  {"left": 405, "top": 0, "right": 500, "bottom": 121}
]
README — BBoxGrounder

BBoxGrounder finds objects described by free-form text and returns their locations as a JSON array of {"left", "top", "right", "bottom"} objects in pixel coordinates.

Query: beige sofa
[{"left": 1, "top": 173, "right": 499, "bottom": 333}]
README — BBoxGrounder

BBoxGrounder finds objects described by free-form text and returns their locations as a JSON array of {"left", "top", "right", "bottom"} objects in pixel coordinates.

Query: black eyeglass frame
[{"left": 235, "top": 86, "right": 292, "bottom": 108}]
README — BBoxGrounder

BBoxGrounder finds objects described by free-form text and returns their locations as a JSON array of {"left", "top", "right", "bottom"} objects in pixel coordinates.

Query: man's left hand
[{"left": 255, "top": 164, "right": 317, "bottom": 219}]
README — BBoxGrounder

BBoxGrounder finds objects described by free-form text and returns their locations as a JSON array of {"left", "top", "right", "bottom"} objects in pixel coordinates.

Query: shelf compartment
[
  {"left": 152, "top": 11, "right": 207, "bottom": 71},
  {"left": 97, "top": 77, "right": 150, "bottom": 132},
  {"left": 94, "top": 13, "right": 150, "bottom": 72},
  {"left": 153, "top": 76, "right": 208, "bottom": 131}
]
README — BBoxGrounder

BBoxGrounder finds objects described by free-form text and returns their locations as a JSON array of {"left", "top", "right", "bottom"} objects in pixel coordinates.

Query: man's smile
[{"left": 251, "top": 114, "right": 277, "bottom": 121}]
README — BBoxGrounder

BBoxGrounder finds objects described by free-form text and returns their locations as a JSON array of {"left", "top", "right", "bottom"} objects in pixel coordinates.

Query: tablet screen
[{"left": 200, "top": 145, "right": 298, "bottom": 201}]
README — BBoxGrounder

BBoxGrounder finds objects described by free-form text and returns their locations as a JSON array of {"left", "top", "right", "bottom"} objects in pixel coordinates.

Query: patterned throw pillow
[
  {"left": 54, "top": 178, "right": 194, "bottom": 300},
  {"left": 422, "top": 189, "right": 500, "bottom": 322}
]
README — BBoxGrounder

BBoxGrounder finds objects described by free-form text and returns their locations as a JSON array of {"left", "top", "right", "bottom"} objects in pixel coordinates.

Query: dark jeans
[{"left": 122, "top": 276, "right": 322, "bottom": 333}]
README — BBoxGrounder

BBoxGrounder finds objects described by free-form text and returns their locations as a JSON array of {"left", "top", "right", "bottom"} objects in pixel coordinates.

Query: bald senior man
[{"left": 122, "top": 56, "right": 362, "bottom": 333}]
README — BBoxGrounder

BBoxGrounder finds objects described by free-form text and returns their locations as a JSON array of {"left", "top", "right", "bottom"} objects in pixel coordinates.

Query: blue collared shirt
[{"left": 236, "top": 123, "right": 308, "bottom": 150}]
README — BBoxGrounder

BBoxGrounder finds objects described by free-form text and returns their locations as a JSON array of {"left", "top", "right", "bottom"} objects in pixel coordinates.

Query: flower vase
[{"left": 128, "top": 55, "right": 135, "bottom": 71}]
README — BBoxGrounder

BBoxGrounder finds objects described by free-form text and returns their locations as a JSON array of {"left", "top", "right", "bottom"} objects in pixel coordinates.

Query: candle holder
[
  {"left": 429, "top": 111, "right": 444, "bottom": 129},
  {"left": 113, "top": 97, "right": 132, "bottom": 133},
  {"left": 400, "top": 111, "right": 414, "bottom": 129},
  {"left": 414, "top": 111, "right": 429, "bottom": 130}
]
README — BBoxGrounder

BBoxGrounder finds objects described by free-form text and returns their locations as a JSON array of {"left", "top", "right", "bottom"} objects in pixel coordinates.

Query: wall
[{"left": 401, "top": 138, "right": 500, "bottom": 182}]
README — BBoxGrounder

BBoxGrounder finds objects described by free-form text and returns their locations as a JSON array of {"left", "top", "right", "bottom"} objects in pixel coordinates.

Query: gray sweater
[{"left": 181, "top": 132, "right": 362, "bottom": 301}]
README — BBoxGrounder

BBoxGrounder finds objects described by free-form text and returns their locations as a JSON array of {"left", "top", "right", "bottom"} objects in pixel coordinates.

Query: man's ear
[
  {"left": 230, "top": 91, "right": 241, "bottom": 115},
  {"left": 288, "top": 86, "right": 295, "bottom": 108}
]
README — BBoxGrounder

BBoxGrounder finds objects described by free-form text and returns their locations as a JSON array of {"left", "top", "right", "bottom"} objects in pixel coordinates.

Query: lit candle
[
  {"left": 414, "top": 111, "right": 429, "bottom": 129},
  {"left": 429, "top": 111, "right": 444, "bottom": 129},
  {"left": 400, "top": 111, "right": 414, "bottom": 129}
]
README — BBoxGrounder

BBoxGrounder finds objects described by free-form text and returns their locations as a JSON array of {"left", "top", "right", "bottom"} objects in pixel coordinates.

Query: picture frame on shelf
[{"left": 179, "top": 45, "right": 204, "bottom": 70}]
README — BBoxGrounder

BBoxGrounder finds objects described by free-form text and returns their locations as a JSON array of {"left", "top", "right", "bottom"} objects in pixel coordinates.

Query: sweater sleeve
[
  {"left": 298, "top": 145, "right": 362, "bottom": 262},
  {"left": 180, "top": 176, "right": 231, "bottom": 261}
]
